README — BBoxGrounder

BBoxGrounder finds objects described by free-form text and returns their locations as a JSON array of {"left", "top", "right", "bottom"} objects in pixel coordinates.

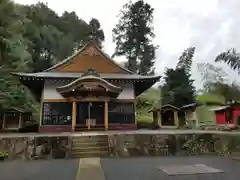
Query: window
[
  {"left": 42, "top": 102, "right": 72, "bottom": 125},
  {"left": 108, "top": 102, "right": 135, "bottom": 124}
]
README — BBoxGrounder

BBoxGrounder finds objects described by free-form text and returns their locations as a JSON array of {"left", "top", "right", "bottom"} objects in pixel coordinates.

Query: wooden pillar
[
  {"left": 104, "top": 101, "right": 108, "bottom": 130},
  {"left": 18, "top": 113, "right": 22, "bottom": 129},
  {"left": 72, "top": 101, "right": 76, "bottom": 131},
  {"left": 174, "top": 111, "right": 179, "bottom": 127},
  {"left": 2, "top": 114, "right": 5, "bottom": 130},
  {"left": 39, "top": 101, "right": 43, "bottom": 127},
  {"left": 134, "top": 100, "right": 137, "bottom": 124},
  {"left": 39, "top": 89, "right": 44, "bottom": 127}
]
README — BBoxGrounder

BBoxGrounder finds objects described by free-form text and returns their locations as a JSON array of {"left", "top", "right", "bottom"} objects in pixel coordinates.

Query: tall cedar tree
[
  {"left": 89, "top": 18, "right": 105, "bottom": 48},
  {"left": 176, "top": 47, "right": 195, "bottom": 73},
  {"left": 112, "top": 0, "right": 157, "bottom": 74},
  {"left": 161, "top": 47, "right": 196, "bottom": 107}
]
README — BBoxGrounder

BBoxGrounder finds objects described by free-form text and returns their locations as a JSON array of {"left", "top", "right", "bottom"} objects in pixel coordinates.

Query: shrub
[{"left": 0, "top": 151, "right": 8, "bottom": 158}]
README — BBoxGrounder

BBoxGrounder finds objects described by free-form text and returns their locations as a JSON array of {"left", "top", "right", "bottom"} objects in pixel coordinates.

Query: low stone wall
[
  {"left": 108, "top": 134, "right": 240, "bottom": 157},
  {"left": 0, "top": 136, "right": 70, "bottom": 160},
  {"left": 0, "top": 132, "right": 240, "bottom": 160}
]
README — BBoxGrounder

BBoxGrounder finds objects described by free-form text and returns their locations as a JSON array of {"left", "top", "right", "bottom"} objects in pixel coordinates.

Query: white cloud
[{"left": 15, "top": 0, "right": 240, "bottom": 88}]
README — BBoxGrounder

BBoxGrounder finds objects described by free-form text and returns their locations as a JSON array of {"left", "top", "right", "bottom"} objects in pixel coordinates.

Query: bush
[{"left": 0, "top": 151, "right": 8, "bottom": 157}]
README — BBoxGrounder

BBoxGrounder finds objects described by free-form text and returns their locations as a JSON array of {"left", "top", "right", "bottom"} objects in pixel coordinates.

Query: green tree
[
  {"left": 215, "top": 48, "right": 240, "bottom": 73},
  {"left": 58, "top": 11, "right": 91, "bottom": 51},
  {"left": 0, "top": 0, "right": 36, "bottom": 111},
  {"left": 23, "top": 3, "right": 93, "bottom": 72},
  {"left": 161, "top": 47, "right": 196, "bottom": 107},
  {"left": 197, "top": 62, "right": 240, "bottom": 103},
  {"left": 89, "top": 18, "right": 105, "bottom": 48},
  {"left": 161, "top": 68, "right": 195, "bottom": 107},
  {"left": 112, "top": 0, "right": 157, "bottom": 74},
  {"left": 23, "top": 3, "right": 65, "bottom": 72},
  {"left": 197, "top": 62, "right": 228, "bottom": 90},
  {"left": 176, "top": 47, "right": 195, "bottom": 73}
]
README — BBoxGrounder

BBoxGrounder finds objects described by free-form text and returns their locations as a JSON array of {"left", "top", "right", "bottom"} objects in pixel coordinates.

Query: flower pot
[{"left": 0, "top": 157, "right": 5, "bottom": 161}]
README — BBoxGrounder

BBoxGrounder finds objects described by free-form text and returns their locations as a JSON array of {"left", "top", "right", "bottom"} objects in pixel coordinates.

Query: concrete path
[{"left": 75, "top": 158, "right": 105, "bottom": 180}]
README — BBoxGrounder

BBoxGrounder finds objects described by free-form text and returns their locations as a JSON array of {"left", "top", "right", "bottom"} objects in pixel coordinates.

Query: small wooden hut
[
  {"left": 149, "top": 104, "right": 180, "bottom": 128},
  {"left": 0, "top": 108, "right": 32, "bottom": 131}
]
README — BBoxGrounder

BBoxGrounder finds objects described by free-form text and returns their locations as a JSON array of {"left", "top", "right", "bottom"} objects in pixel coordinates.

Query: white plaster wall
[
  {"left": 43, "top": 80, "right": 135, "bottom": 100},
  {"left": 43, "top": 80, "right": 65, "bottom": 99},
  {"left": 116, "top": 83, "right": 135, "bottom": 99}
]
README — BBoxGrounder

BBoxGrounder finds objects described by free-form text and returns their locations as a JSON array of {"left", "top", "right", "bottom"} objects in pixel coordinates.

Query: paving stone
[
  {"left": 75, "top": 158, "right": 105, "bottom": 180},
  {"left": 158, "top": 164, "right": 224, "bottom": 175}
]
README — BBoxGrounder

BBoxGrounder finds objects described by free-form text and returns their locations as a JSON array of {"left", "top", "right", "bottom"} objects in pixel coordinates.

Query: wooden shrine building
[
  {"left": 0, "top": 108, "right": 32, "bottom": 132},
  {"left": 149, "top": 104, "right": 181, "bottom": 128},
  {"left": 12, "top": 41, "right": 160, "bottom": 132}
]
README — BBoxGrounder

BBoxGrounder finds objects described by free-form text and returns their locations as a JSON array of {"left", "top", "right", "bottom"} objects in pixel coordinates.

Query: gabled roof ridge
[{"left": 44, "top": 40, "right": 133, "bottom": 74}]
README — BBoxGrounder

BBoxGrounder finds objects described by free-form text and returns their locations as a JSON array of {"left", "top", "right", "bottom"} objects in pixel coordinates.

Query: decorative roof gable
[{"left": 45, "top": 41, "right": 132, "bottom": 74}]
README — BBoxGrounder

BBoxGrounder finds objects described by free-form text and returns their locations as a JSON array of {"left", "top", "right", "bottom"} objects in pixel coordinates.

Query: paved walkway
[
  {"left": 1, "top": 157, "right": 240, "bottom": 180},
  {"left": 76, "top": 158, "right": 105, "bottom": 180}
]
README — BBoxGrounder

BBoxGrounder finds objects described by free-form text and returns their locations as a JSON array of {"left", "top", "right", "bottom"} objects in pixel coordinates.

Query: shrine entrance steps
[
  {"left": 71, "top": 135, "right": 109, "bottom": 158},
  {"left": 74, "top": 124, "right": 105, "bottom": 131}
]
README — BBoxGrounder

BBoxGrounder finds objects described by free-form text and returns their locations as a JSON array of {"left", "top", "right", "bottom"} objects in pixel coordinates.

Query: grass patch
[{"left": 196, "top": 93, "right": 225, "bottom": 104}]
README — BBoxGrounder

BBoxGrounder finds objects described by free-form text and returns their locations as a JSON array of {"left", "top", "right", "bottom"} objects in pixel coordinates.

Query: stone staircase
[
  {"left": 71, "top": 135, "right": 109, "bottom": 158},
  {"left": 74, "top": 124, "right": 105, "bottom": 131}
]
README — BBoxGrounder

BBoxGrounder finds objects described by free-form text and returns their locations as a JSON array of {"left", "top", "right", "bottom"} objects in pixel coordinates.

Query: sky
[{"left": 15, "top": 0, "right": 240, "bottom": 88}]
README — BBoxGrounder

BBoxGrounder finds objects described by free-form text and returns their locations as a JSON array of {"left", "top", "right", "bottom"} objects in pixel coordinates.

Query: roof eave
[{"left": 12, "top": 72, "right": 161, "bottom": 81}]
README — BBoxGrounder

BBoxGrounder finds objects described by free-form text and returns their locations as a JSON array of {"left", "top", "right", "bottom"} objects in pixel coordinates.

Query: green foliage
[
  {"left": 176, "top": 46, "right": 195, "bottom": 73},
  {"left": 197, "top": 63, "right": 240, "bottom": 103},
  {"left": 113, "top": 0, "right": 157, "bottom": 74},
  {"left": 215, "top": 48, "right": 240, "bottom": 74},
  {"left": 161, "top": 68, "right": 195, "bottom": 107},
  {"left": 0, "top": 0, "right": 36, "bottom": 112},
  {"left": 23, "top": 3, "right": 97, "bottom": 72},
  {"left": 0, "top": 151, "right": 8, "bottom": 157},
  {"left": 207, "top": 82, "right": 240, "bottom": 103},
  {"left": 161, "top": 47, "right": 196, "bottom": 107},
  {"left": 197, "top": 63, "right": 228, "bottom": 90},
  {"left": 0, "top": 1, "right": 104, "bottom": 119},
  {"left": 196, "top": 93, "right": 225, "bottom": 104},
  {"left": 89, "top": 18, "right": 105, "bottom": 48},
  {"left": 136, "top": 88, "right": 160, "bottom": 123}
]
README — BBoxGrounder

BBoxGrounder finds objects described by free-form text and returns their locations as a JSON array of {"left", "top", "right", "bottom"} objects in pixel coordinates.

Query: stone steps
[
  {"left": 71, "top": 135, "right": 109, "bottom": 158},
  {"left": 74, "top": 124, "right": 105, "bottom": 131}
]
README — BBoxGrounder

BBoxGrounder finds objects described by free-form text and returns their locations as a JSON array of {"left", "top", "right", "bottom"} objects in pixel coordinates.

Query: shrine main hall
[{"left": 13, "top": 41, "right": 160, "bottom": 132}]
